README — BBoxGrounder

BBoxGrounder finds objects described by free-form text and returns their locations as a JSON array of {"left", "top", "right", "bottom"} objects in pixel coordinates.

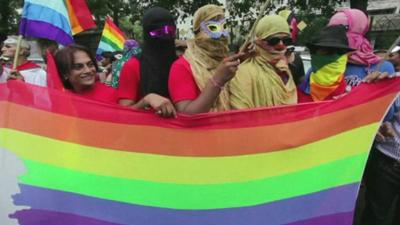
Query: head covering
[
  {"left": 307, "top": 25, "right": 354, "bottom": 52},
  {"left": 229, "top": 15, "right": 297, "bottom": 109},
  {"left": 328, "top": 8, "right": 381, "bottom": 65},
  {"left": 184, "top": 4, "right": 230, "bottom": 111},
  {"left": 139, "top": 7, "right": 177, "bottom": 98}
]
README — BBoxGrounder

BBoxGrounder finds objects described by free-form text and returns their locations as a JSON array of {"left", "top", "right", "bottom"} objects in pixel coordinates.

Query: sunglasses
[
  {"left": 149, "top": 25, "right": 176, "bottom": 38},
  {"left": 264, "top": 36, "right": 292, "bottom": 46}
]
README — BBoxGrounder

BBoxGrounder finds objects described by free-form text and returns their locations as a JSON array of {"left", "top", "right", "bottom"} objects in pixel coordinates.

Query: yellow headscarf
[
  {"left": 183, "top": 4, "right": 230, "bottom": 112},
  {"left": 229, "top": 15, "right": 297, "bottom": 109}
]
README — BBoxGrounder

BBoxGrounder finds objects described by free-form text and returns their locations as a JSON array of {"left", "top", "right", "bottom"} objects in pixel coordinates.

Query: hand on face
[{"left": 67, "top": 51, "right": 96, "bottom": 92}]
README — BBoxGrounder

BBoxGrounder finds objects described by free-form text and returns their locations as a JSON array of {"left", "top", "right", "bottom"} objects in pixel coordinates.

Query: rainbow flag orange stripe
[
  {"left": 0, "top": 79, "right": 399, "bottom": 225},
  {"left": 97, "top": 17, "right": 126, "bottom": 55}
]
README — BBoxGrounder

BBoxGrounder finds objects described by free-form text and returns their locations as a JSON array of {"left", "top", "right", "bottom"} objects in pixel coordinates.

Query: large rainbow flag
[
  {"left": 0, "top": 79, "right": 399, "bottom": 225},
  {"left": 19, "top": 0, "right": 96, "bottom": 45},
  {"left": 97, "top": 17, "right": 126, "bottom": 55}
]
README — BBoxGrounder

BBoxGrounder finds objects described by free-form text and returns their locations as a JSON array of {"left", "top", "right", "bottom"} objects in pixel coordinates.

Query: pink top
[{"left": 168, "top": 57, "right": 200, "bottom": 103}]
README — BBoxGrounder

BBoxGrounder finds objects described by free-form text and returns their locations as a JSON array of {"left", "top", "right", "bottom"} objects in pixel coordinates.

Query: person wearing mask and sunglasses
[
  {"left": 168, "top": 4, "right": 243, "bottom": 114},
  {"left": 118, "top": 7, "right": 177, "bottom": 117},
  {"left": 229, "top": 15, "right": 297, "bottom": 109}
]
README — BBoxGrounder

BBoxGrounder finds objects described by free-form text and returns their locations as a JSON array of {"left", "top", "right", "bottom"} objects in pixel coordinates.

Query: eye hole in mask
[
  {"left": 148, "top": 25, "right": 177, "bottom": 38},
  {"left": 200, "top": 19, "right": 229, "bottom": 40}
]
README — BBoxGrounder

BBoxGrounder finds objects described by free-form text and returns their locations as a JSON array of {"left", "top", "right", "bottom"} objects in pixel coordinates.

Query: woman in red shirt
[
  {"left": 118, "top": 7, "right": 177, "bottom": 117},
  {"left": 55, "top": 44, "right": 118, "bottom": 104}
]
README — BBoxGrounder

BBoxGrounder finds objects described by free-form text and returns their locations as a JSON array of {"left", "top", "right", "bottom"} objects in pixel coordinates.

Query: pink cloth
[{"left": 328, "top": 8, "right": 381, "bottom": 66}]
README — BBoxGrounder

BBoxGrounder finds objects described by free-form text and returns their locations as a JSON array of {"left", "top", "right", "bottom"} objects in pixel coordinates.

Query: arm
[
  {"left": 120, "top": 94, "right": 176, "bottom": 118},
  {"left": 173, "top": 53, "right": 243, "bottom": 114}
]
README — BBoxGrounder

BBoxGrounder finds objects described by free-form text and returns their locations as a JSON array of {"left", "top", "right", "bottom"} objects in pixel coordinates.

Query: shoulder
[{"left": 170, "top": 57, "right": 193, "bottom": 78}]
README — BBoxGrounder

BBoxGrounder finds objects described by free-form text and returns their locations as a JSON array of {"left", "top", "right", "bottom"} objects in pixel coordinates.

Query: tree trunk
[{"left": 350, "top": 0, "right": 368, "bottom": 14}]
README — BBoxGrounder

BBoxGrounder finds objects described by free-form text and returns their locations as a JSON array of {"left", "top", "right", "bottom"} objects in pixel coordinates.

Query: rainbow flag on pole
[
  {"left": 0, "top": 79, "right": 399, "bottom": 225},
  {"left": 19, "top": 0, "right": 96, "bottom": 45},
  {"left": 97, "top": 16, "right": 126, "bottom": 55}
]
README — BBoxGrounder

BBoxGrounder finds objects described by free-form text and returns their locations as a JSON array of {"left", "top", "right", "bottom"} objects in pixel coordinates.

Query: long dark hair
[
  {"left": 139, "top": 7, "right": 177, "bottom": 98},
  {"left": 54, "top": 44, "right": 98, "bottom": 89}
]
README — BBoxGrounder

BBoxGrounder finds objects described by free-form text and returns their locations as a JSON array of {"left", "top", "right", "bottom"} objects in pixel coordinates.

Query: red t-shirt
[
  {"left": 80, "top": 82, "right": 118, "bottom": 104},
  {"left": 117, "top": 57, "right": 141, "bottom": 101},
  {"left": 168, "top": 57, "right": 200, "bottom": 103}
]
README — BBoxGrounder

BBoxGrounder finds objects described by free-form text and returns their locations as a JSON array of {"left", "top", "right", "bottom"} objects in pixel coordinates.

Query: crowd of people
[{"left": 0, "top": 4, "right": 400, "bottom": 225}]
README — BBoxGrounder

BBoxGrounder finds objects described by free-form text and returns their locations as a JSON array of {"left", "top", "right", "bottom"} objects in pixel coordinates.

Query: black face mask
[{"left": 139, "top": 7, "right": 177, "bottom": 98}]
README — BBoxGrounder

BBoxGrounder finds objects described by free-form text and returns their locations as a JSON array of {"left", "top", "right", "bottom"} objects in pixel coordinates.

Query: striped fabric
[
  {"left": 0, "top": 78, "right": 399, "bottom": 225},
  {"left": 97, "top": 16, "right": 126, "bottom": 55},
  {"left": 19, "top": 0, "right": 96, "bottom": 45}
]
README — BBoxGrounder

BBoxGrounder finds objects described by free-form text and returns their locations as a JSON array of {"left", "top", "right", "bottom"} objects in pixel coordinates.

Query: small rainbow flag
[
  {"left": 0, "top": 79, "right": 399, "bottom": 225},
  {"left": 97, "top": 16, "right": 126, "bottom": 55},
  {"left": 19, "top": 0, "right": 96, "bottom": 45}
]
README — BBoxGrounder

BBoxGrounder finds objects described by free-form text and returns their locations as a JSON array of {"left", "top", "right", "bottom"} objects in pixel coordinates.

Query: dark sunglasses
[{"left": 264, "top": 36, "right": 292, "bottom": 46}]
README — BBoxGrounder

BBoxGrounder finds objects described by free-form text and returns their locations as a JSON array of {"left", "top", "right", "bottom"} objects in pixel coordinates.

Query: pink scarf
[{"left": 328, "top": 9, "right": 381, "bottom": 66}]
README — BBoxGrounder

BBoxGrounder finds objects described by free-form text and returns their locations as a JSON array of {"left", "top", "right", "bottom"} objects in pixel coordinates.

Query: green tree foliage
[{"left": 0, "top": 0, "right": 23, "bottom": 41}]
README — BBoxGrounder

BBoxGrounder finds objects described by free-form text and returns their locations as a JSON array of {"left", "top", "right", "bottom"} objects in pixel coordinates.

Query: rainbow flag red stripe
[{"left": 0, "top": 79, "right": 399, "bottom": 225}]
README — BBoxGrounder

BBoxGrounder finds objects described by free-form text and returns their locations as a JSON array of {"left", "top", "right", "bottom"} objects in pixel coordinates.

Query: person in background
[
  {"left": 328, "top": 8, "right": 394, "bottom": 89},
  {"left": 0, "top": 35, "right": 47, "bottom": 87},
  {"left": 229, "top": 15, "right": 296, "bottom": 109},
  {"left": 98, "top": 51, "right": 115, "bottom": 83},
  {"left": 168, "top": 4, "right": 243, "bottom": 114},
  {"left": 110, "top": 39, "right": 141, "bottom": 88},
  {"left": 277, "top": 9, "right": 306, "bottom": 85},
  {"left": 118, "top": 7, "right": 177, "bottom": 117},
  {"left": 37, "top": 38, "right": 59, "bottom": 64},
  {"left": 388, "top": 46, "right": 400, "bottom": 72},
  {"left": 54, "top": 44, "right": 117, "bottom": 104},
  {"left": 298, "top": 25, "right": 354, "bottom": 102}
]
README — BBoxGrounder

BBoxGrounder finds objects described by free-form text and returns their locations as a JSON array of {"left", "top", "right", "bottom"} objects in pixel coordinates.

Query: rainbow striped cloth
[
  {"left": 97, "top": 17, "right": 126, "bottom": 55},
  {"left": 19, "top": 0, "right": 96, "bottom": 45},
  {"left": 0, "top": 79, "right": 399, "bottom": 225}
]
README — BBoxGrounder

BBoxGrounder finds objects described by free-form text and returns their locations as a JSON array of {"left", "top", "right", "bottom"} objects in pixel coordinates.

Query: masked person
[
  {"left": 168, "top": 4, "right": 242, "bottom": 114},
  {"left": 229, "top": 15, "right": 297, "bottom": 109},
  {"left": 117, "top": 7, "right": 177, "bottom": 117},
  {"left": 328, "top": 8, "right": 395, "bottom": 88},
  {"left": 0, "top": 35, "right": 47, "bottom": 87},
  {"left": 297, "top": 25, "right": 354, "bottom": 102}
]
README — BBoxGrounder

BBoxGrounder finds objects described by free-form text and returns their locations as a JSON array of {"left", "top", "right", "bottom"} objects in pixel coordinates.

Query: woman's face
[{"left": 67, "top": 50, "right": 96, "bottom": 92}]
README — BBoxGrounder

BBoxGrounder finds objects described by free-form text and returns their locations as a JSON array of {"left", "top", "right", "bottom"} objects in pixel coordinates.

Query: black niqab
[{"left": 139, "top": 7, "right": 177, "bottom": 98}]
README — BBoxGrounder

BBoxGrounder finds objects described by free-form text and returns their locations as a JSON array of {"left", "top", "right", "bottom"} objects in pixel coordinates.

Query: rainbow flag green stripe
[
  {"left": 19, "top": 154, "right": 366, "bottom": 209},
  {"left": 0, "top": 123, "right": 378, "bottom": 185}
]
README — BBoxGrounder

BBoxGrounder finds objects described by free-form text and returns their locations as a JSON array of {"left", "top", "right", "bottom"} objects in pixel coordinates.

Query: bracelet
[{"left": 210, "top": 77, "right": 224, "bottom": 90}]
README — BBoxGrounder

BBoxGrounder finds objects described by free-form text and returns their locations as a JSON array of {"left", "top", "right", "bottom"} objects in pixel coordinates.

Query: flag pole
[
  {"left": 12, "top": 35, "right": 23, "bottom": 70},
  {"left": 239, "top": 0, "right": 274, "bottom": 52}
]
